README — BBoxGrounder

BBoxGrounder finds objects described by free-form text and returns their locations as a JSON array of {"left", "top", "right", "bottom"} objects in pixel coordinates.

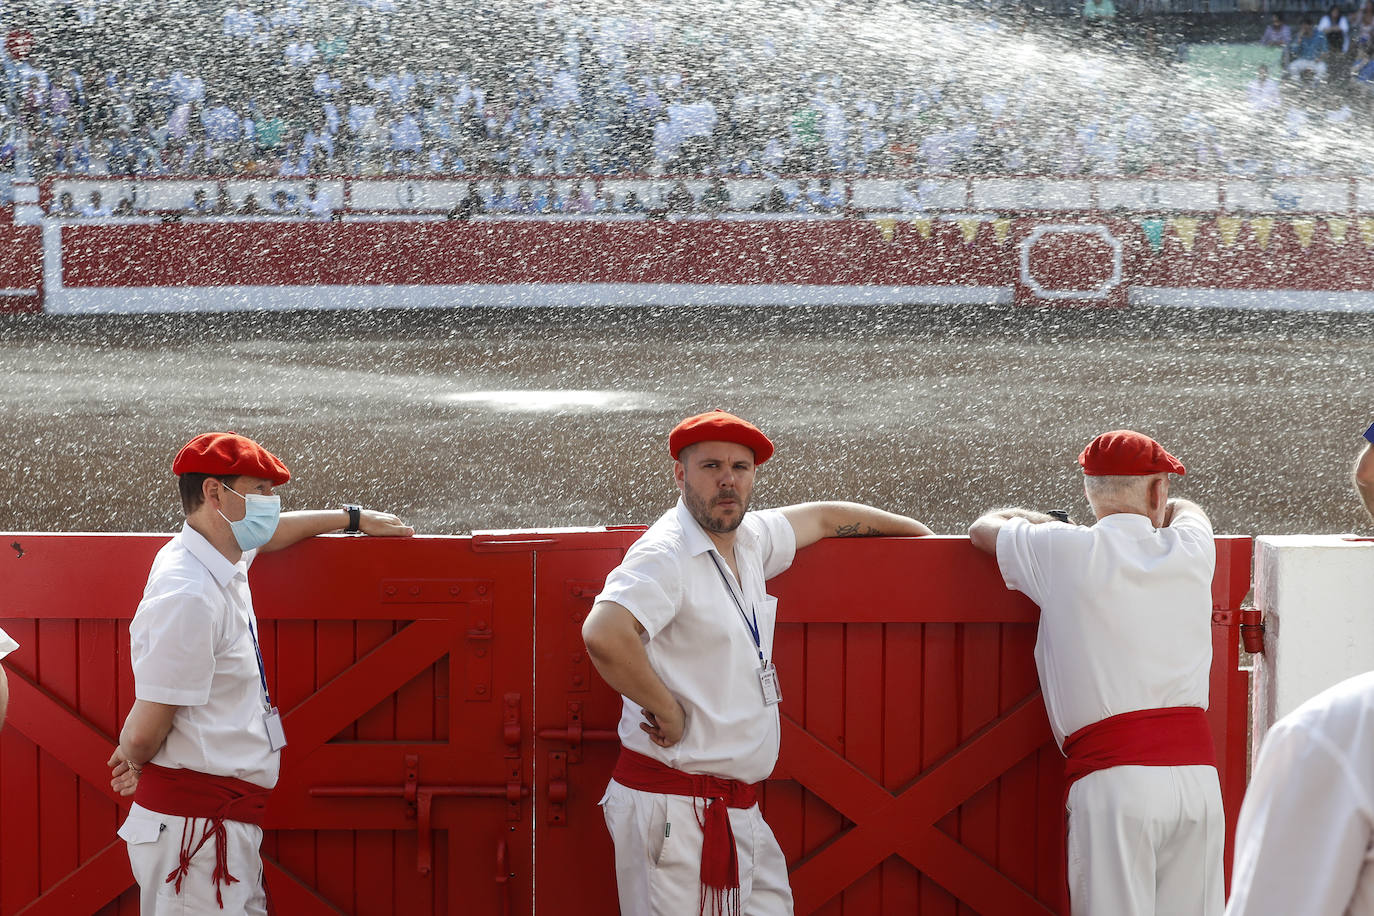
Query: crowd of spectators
[{"left": 2, "top": 0, "right": 1374, "bottom": 217}]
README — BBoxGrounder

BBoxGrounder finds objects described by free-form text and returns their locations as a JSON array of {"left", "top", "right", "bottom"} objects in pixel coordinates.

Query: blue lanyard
[
  {"left": 246, "top": 615, "right": 273, "bottom": 712},
  {"left": 709, "top": 551, "right": 764, "bottom": 662}
]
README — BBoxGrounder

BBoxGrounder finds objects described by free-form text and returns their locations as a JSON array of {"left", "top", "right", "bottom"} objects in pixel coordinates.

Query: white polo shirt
[
  {"left": 996, "top": 510, "right": 1215, "bottom": 746},
  {"left": 1226, "top": 672, "right": 1374, "bottom": 916},
  {"left": 129, "top": 523, "right": 279, "bottom": 788},
  {"left": 597, "top": 499, "right": 797, "bottom": 785}
]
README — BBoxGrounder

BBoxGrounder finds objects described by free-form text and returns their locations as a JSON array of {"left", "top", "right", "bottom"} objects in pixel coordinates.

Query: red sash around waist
[
  {"left": 1063, "top": 706, "right": 1217, "bottom": 792},
  {"left": 613, "top": 747, "right": 760, "bottom": 916},
  {"left": 133, "top": 764, "right": 274, "bottom": 909}
]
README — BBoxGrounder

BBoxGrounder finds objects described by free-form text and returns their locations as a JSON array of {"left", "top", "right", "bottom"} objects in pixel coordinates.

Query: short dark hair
[{"left": 178, "top": 473, "right": 238, "bottom": 514}]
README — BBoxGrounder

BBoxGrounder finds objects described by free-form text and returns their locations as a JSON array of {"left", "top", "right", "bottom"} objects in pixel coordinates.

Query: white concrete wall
[{"left": 1252, "top": 535, "right": 1374, "bottom": 763}]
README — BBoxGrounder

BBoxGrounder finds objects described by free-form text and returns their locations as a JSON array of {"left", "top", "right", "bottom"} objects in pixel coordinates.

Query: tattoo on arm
[{"left": 835, "top": 523, "right": 884, "bottom": 537}]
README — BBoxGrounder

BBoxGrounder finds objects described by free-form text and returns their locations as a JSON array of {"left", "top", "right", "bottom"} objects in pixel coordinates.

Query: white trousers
[
  {"left": 600, "top": 779, "right": 794, "bottom": 916},
  {"left": 1067, "top": 765, "right": 1224, "bottom": 916},
  {"left": 119, "top": 802, "right": 268, "bottom": 916}
]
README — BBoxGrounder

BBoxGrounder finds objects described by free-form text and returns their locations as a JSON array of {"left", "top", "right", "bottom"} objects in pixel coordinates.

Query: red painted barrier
[
  {"left": 0, "top": 531, "right": 1250, "bottom": 915},
  {"left": 0, "top": 208, "right": 43, "bottom": 314},
  {"left": 23, "top": 174, "right": 1374, "bottom": 313}
]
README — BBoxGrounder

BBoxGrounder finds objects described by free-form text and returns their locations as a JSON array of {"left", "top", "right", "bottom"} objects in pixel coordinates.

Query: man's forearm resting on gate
[{"left": 780, "top": 501, "right": 933, "bottom": 547}]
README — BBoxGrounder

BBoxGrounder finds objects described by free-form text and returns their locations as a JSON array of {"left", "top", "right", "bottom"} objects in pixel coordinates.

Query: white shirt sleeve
[
  {"left": 1166, "top": 508, "right": 1217, "bottom": 564},
  {"left": 753, "top": 508, "right": 798, "bottom": 580},
  {"left": 597, "top": 542, "right": 683, "bottom": 640},
  {"left": 0, "top": 626, "right": 16, "bottom": 659},
  {"left": 1226, "top": 721, "right": 1374, "bottom": 916},
  {"left": 130, "top": 585, "right": 219, "bottom": 706},
  {"left": 995, "top": 517, "right": 1053, "bottom": 606}
]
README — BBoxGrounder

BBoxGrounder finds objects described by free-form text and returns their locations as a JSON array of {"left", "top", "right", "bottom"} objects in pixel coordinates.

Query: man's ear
[
  {"left": 1149, "top": 475, "right": 1169, "bottom": 512},
  {"left": 673, "top": 460, "right": 686, "bottom": 491}
]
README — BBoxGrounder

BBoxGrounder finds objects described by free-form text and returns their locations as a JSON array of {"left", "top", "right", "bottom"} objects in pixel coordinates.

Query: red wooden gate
[{"left": 0, "top": 531, "right": 1250, "bottom": 915}]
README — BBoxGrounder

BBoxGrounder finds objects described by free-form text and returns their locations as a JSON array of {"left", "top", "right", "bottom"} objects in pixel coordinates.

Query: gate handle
[{"left": 495, "top": 837, "right": 512, "bottom": 916}]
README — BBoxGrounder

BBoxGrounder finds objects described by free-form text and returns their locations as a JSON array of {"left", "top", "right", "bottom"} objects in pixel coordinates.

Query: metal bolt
[
  {"left": 409, "top": 585, "right": 421, "bottom": 596},
  {"left": 476, "top": 648, "right": 487, "bottom": 658},
  {"left": 476, "top": 685, "right": 488, "bottom": 696},
  {"left": 572, "top": 675, "right": 584, "bottom": 686},
  {"left": 450, "top": 585, "right": 461, "bottom": 596},
  {"left": 477, "top": 620, "right": 488, "bottom": 630},
  {"left": 477, "top": 585, "right": 489, "bottom": 595},
  {"left": 384, "top": 585, "right": 397, "bottom": 596}
]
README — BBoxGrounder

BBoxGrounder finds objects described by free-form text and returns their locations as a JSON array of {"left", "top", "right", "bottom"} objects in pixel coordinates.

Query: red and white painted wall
[{"left": 5, "top": 174, "right": 1374, "bottom": 315}]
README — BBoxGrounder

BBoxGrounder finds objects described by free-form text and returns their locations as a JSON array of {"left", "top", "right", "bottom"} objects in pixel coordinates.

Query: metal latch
[{"left": 1240, "top": 607, "right": 1265, "bottom": 655}]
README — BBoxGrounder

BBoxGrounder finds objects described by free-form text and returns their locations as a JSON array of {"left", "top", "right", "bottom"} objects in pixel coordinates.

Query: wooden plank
[
  {"left": 841, "top": 622, "right": 884, "bottom": 914},
  {"left": 769, "top": 623, "right": 807, "bottom": 866},
  {"left": 13, "top": 842, "right": 131, "bottom": 916},
  {"left": 39, "top": 618, "right": 79, "bottom": 893},
  {"left": 922, "top": 622, "right": 959, "bottom": 916},
  {"left": 882, "top": 624, "right": 922, "bottom": 912},
  {"left": 1, "top": 726, "right": 41, "bottom": 913},
  {"left": 262, "top": 856, "right": 349, "bottom": 914},
  {"left": 801, "top": 621, "right": 845, "bottom": 916},
  {"left": 285, "top": 619, "right": 452, "bottom": 754},
  {"left": 957, "top": 623, "right": 1002, "bottom": 916},
  {"left": 79, "top": 619, "right": 121, "bottom": 864}
]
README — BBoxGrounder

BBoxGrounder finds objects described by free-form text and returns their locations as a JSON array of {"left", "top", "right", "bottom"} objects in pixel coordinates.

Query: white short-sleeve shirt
[
  {"left": 597, "top": 499, "right": 797, "bottom": 784},
  {"left": 996, "top": 510, "right": 1215, "bottom": 746},
  {"left": 1226, "top": 671, "right": 1374, "bottom": 916},
  {"left": 129, "top": 523, "right": 279, "bottom": 788},
  {"left": 0, "top": 626, "right": 16, "bottom": 658}
]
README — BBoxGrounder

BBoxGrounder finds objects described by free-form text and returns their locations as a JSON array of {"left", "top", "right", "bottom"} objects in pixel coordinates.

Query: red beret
[
  {"left": 1078, "top": 430, "right": 1185, "bottom": 477},
  {"left": 669, "top": 410, "right": 774, "bottom": 464},
  {"left": 172, "top": 432, "right": 291, "bottom": 485}
]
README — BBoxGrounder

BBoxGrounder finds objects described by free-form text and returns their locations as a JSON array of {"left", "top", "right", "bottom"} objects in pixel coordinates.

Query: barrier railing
[{"left": 0, "top": 531, "right": 1251, "bottom": 915}]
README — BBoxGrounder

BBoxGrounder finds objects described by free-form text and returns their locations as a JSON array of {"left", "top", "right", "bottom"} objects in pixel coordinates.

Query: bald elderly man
[
  {"left": 969, "top": 430, "right": 1223, "bottom": 916},
  {"left": 582, "top": 410, "right": 932, "bottom": 916},
  {"left": 107, "top": 432, "right": 413, "bottom": 915}
]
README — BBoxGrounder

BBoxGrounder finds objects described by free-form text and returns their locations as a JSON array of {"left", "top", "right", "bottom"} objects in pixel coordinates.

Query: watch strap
[{"left": 343, "top": 504, "right": 362, "bottom": 533}]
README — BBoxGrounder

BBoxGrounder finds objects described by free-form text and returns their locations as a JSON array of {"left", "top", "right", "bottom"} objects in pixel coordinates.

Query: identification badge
[
  {"left": 758, "top": 662, "right": 782, "bottom": 706},
  {"left": 263, "top": 707, "right": 288, "bottom": 751}
]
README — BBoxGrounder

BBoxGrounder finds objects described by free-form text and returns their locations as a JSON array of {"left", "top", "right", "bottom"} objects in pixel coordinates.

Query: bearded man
[{"left": 582, "top": 409, "right": 931, "bottom": 916}]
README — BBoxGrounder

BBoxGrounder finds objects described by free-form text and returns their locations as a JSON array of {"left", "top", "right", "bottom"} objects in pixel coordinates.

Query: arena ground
[{"left": 2, "top": 302, "right": 1371, "bottom": 539}]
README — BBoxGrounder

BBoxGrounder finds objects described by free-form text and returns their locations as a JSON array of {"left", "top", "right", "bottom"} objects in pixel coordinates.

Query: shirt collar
[
  {"left": 1094, "top": 512, "right": 1157, "bottom": 533},
  {"left": 674, "top": 497, "right": 758, "bottom": 558},
  {"left": 179, "top": 522, "right": 247, "bottom": 587}
]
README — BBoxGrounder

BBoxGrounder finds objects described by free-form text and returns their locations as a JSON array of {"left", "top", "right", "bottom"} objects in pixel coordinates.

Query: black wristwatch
[{"left": 343, "top": 504, "right": 362, "bottom": 533}]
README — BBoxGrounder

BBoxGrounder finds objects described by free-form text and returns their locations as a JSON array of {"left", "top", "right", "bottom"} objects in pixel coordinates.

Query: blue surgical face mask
[{"left": 217, "top": 483, "right": 281, "bottom": 552}]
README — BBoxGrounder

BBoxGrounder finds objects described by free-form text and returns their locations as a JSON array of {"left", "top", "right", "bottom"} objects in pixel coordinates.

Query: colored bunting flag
[
  {"left": 1170, "top": 217, "right": 1199, "bottom": 253},
  {"left": 1250, "top": 218, "right": 1274, "bottom": 250},
  {"left": 1290, "top": 219, "right": 1315, "bottom": 249},
  {"left": 1216, "top": 217, "right": 1242, "bottom": 249}
]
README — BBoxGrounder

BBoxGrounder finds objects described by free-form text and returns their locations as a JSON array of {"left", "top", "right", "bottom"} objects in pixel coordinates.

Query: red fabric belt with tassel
[
  {"left": 1062, "top": 705, "right": 1217, "bottom": 792},
  {"left": 133, "top": 763, "right": 273, "bottom": 909},
  {"left": 613, "top": 747, "right": 760, "bottom": 916}
]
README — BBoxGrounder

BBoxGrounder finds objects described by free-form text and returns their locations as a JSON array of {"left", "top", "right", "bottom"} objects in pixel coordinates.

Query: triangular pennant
[
  {"left": 1216, "top": 216, "right": 1242, "bottom": 249},
  {"left": 1327, "top": 218, "right": 1349, "bottom": 246},
  {"left": 873, "top": 217, "right": 896, "bottom": 243},
  {"left": 1141, "top": 218, "right": 1165, "bottom": 254},
  {"left": 1250, "top": 218, "right": 1274, "bottom": 250},
  {"left": 1360, "top": 218, "right": 1374, "bottom": 248},
  {"left": 991, "top": 218, "right": 1012, "bottom": 246},
  {"left": 910, "top": 218, "right": 933, "bottom": 240},
  {"left": 1290, "top": 218, "right": 1316, "bottom": 249},
  {"left": 1170, "top": 217, "right": 1199, "bottom": 253},
  {"left": 957, "top": 218, "right": 981, "bottom": 245}
]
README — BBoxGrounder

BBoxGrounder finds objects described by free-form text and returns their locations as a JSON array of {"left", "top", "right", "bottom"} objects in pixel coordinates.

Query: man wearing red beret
[
  {"left": 107, "top": 431, "right": 413, "bottom": 915},
  {"left": 969, "top": 430, "right": 1223, "bottom": 916},
  {"left": 582, "top": 409, "right": 932, "bottom": 916}
]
